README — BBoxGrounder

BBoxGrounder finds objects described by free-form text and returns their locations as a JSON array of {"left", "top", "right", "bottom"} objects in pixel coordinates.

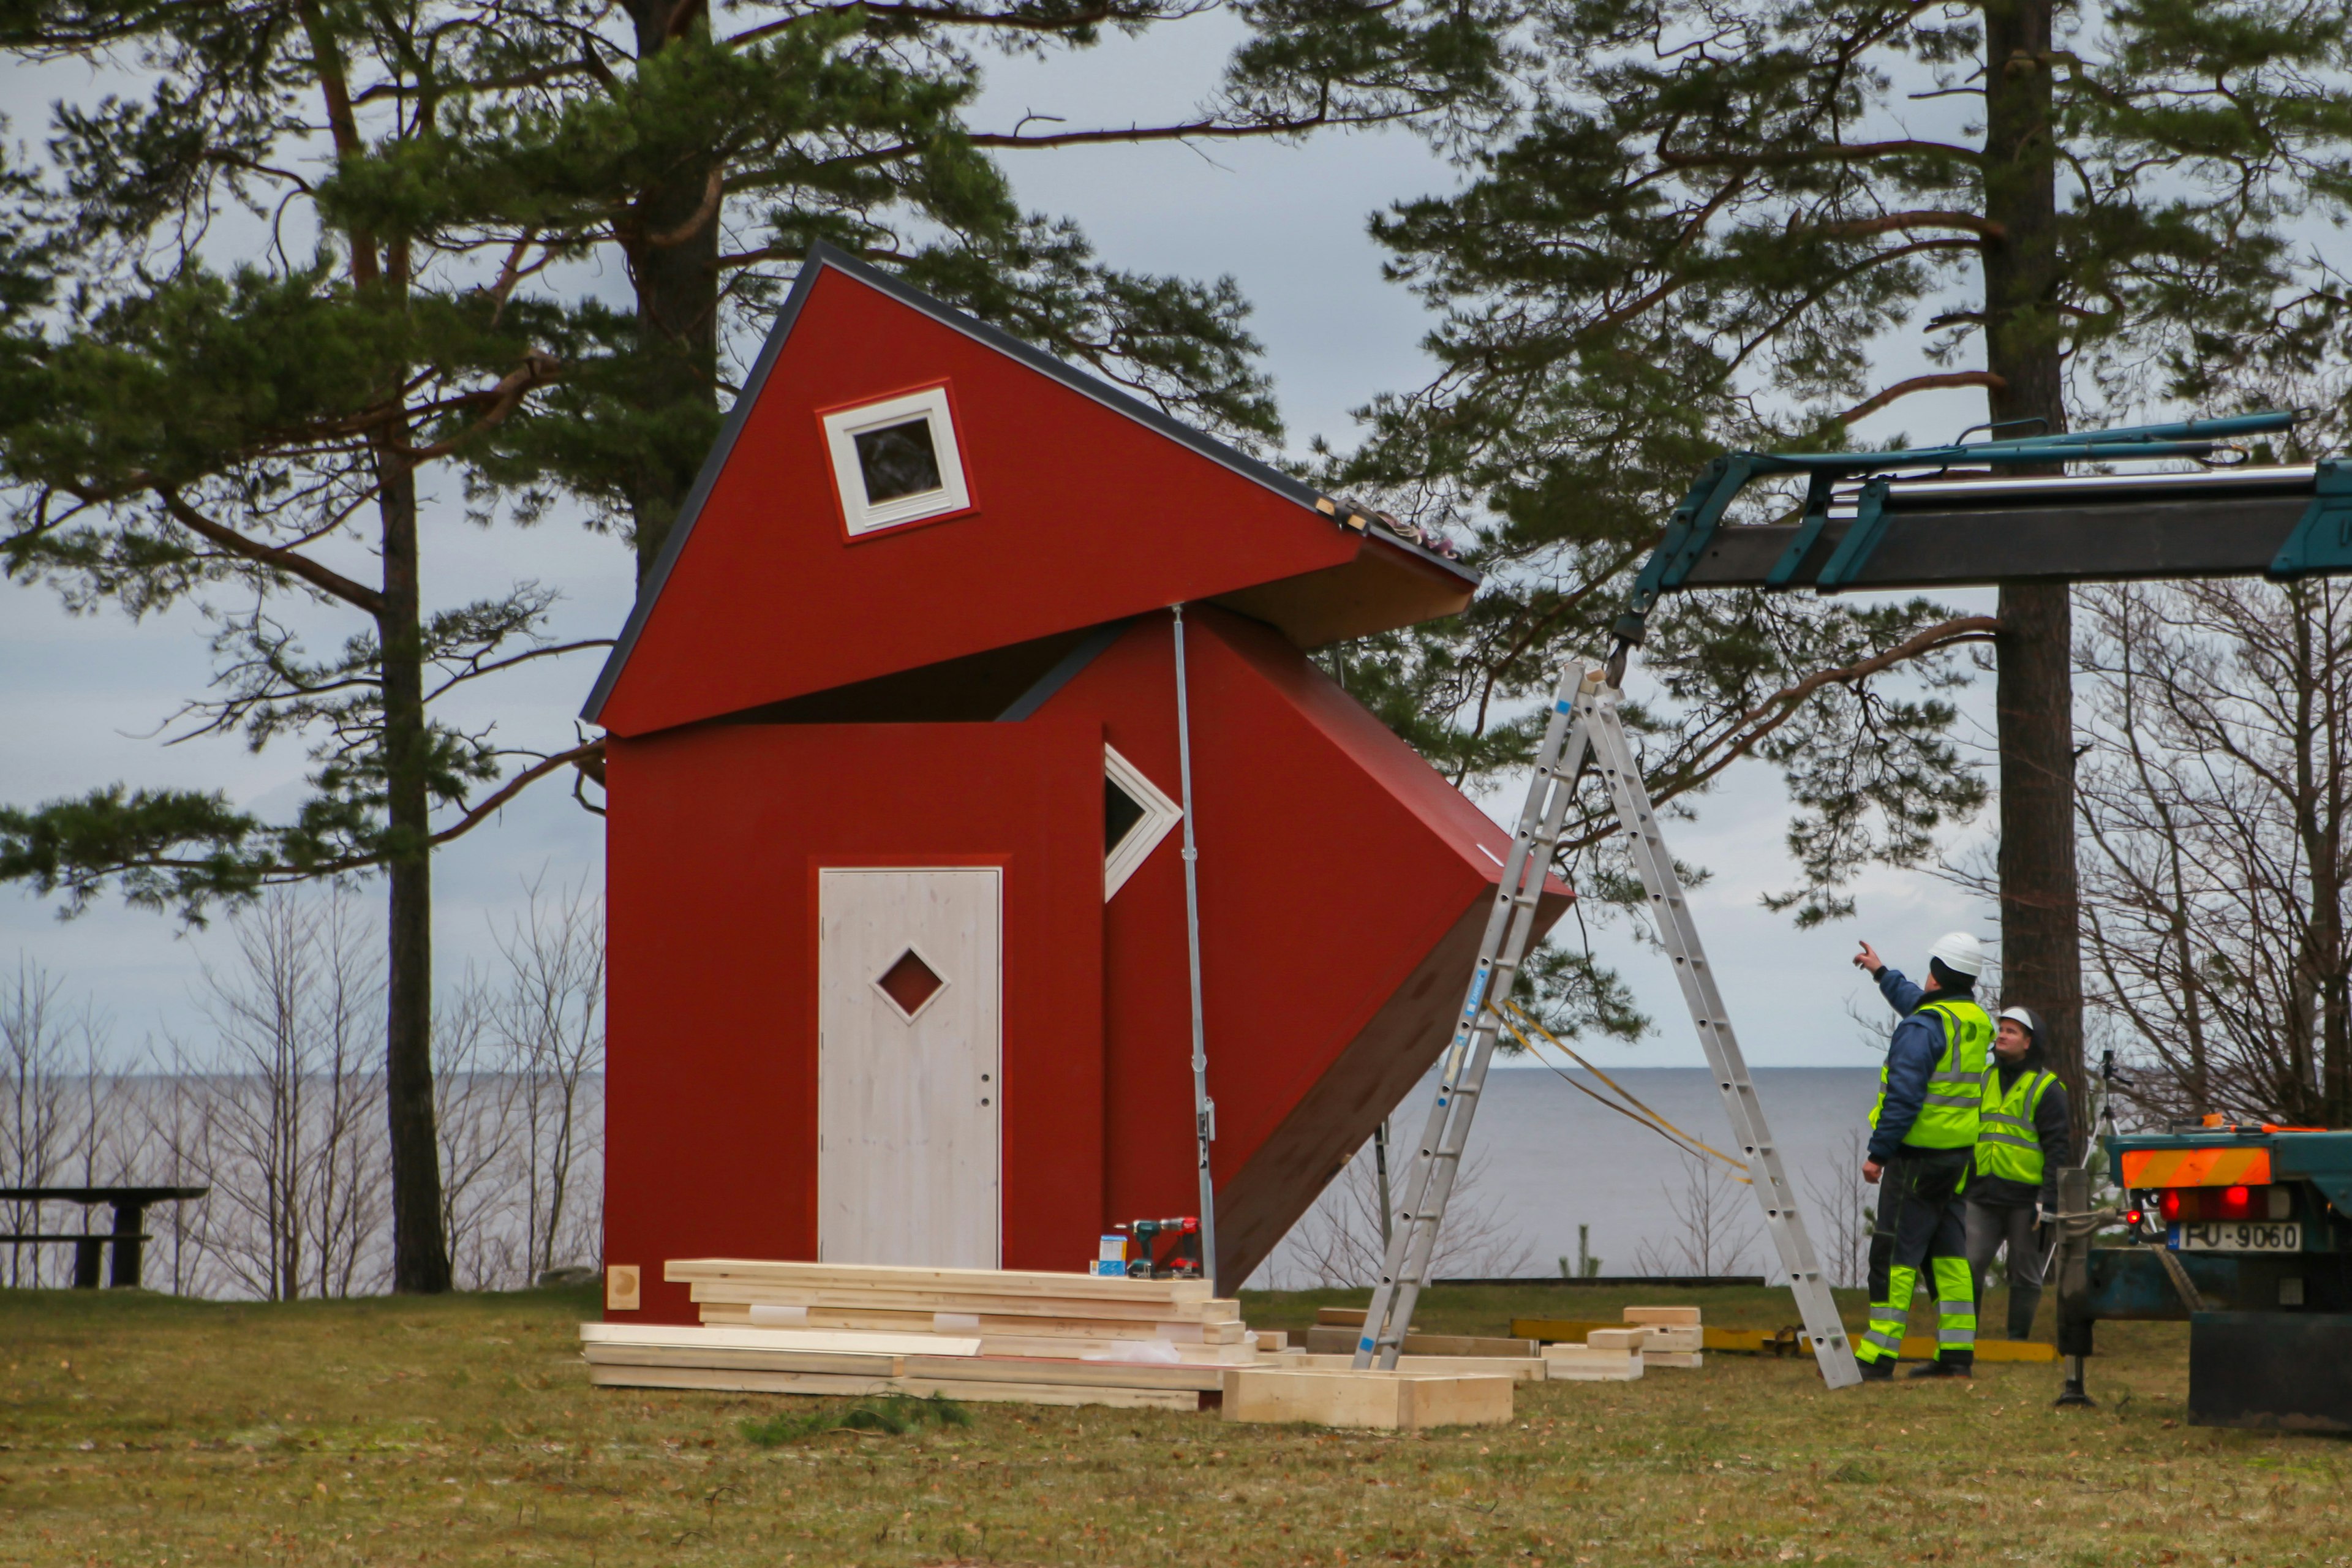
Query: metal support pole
[{"left": 1171, "top": 605, "right": 1219, "bottom": 1291}]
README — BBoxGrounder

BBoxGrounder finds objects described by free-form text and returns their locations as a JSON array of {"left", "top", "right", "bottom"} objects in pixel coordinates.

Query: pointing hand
[{"left": 1853, "top": 941, "right": 1883, "bottom": 975}]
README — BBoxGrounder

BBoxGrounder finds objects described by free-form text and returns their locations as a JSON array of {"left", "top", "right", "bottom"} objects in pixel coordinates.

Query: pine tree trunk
[
  {"left": 380, "top": 448, "right": 453, "bottom": 1294},
  {"left": 1981, "top": 0, "right": 2086, "bottom": 1153},
  {"left": 624, "top": 0, "right": 723, "bottom": 584}
]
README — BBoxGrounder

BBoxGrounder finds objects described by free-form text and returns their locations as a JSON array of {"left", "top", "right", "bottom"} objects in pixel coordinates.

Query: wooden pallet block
[
  {"left": 1542, "top": 1346, "right": 1643, "bottom": 1381},
  {"left": 1584, "top": 1329, "right": 1646, "bottom": 1351},
  {"left": 1220, "top": 1368, "right": 1512, "bottom": 1431},
  {"left": 1301, "top": 1325, "right": 1536, "bottom": 1358},
  {"left": 585, "top": 1362, "right": 1200, "bottom": 1411},
  {"left": 665, "top": 1258, "right": 1213, "bottom": 1305},
  {"left": 1623, "top": 1306, "right": 1703, "bottom": 1327},
  {"left": 1636, "top": 1325, "right": 1704, "bottom": 1352},
  {"left": 1284, "top": 1354, "right": 1549, "bottom": 1382},
  {"left": 1642, "top": 1351, "right": 1704, "bottom": 1370}
]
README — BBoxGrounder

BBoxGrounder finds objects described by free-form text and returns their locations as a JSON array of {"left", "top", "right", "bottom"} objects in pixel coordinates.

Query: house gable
[{"left": 585, "top": 246, "right": 1400, "bottom": 738}]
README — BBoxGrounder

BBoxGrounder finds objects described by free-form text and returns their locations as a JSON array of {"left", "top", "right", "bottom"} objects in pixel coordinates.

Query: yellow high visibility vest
[
  {"left": 1870, "top": 997, "right": 1991, "bottom": 1150},
  {"left": 1975, "top": 1066, "right": 2057, "bottom": 1183}
]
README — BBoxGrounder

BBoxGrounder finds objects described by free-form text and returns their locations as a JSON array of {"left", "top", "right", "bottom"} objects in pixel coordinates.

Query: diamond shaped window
[
  {"left": 875, "top": 947, "right": 946, "bottom": 1019},
  {"left": 853, "top": 418, "right": 944, "bottom": 504},
  {"left": 1102, "top": 745, "right": 1182, "bottom": 901}
]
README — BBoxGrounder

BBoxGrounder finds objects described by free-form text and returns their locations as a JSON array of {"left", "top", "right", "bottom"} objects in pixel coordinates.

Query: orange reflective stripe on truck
[{"left": 2118, "top": 1145, "right": 2273, "bottom": 1188}]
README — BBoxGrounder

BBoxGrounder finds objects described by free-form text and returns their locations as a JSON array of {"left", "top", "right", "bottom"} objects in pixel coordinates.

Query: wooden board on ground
[
  {"left": 1776, "top": 1332, "right": 2052, "bottom": 1364},
  {"left": 696, "top": 1302, "right": 1250, "bottom": 1340},
  {"left": 692, "top": 1313, "right": 1262, "bottom": 1364},
  {"left": 1642, "top": 1351, "right": 1704, "bottom": 1369},
  {"left": 665, "top": 1258, "right": 1213, "bottom": 1306},
  {"left": 897, "top": 1355, "right": 1223, "bottom": 1392},
  {"left": 1638, "top": 1326, "right": 1705, "bottom": 1352},
  {"left": 582, "top": 1343, "right": 908, "bottom": 1377},
  {"left": 688, "top": 1283, "right": 1239, "bottom": 1324},
  {"left": 1511, "top": 1318, "right": 1618, "bottom": 1344},
  {"left": 1284, "top": 1354, "right": 1550, "bottom": 1382},
  {"left": 1623, "top": 1306, "right": 1703, "bottom": 1327},
  {"left": 585, "top": 1362, "right": 1200, "bottom": 1411},
  {"left": 1302, "top": 1325, "right": 1536, "bottom": 1358},
  {"left": 1585, "top": 1329, "right": 1645, "bottom": 1351},
  {"left": 1220, "top": 1368, "right": 1512, "bottom": 1431},
  {"left": 1542, "top": 1346, "right": 1643, "bottom": 1382},
  {"left": 1912, "top": 1338, "right": 2055, "bottom": 1363},
  {"left": 583, "top": 1323, "right": 980, "bottom": 1357}
]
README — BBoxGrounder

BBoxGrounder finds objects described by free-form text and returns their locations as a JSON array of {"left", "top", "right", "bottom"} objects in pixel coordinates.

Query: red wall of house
[
  {"left": 602, "top": 715, "right": 1106, "bottom": 1324},
  {"left": 1036, "top": 607, "right": 1538, "bottom": 1275},
  {"left": 594, "top": 265, "right": 1361, "bottom": 737}
]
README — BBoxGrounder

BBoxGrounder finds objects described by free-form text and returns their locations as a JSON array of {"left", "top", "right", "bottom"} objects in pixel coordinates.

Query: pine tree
[
  {"left": 371, "top": 0, "right": 1521, "bottom": 576},
  {"left": 1335, "top": 0, "right": 2352, "bottom": 1111},
  {"left": 1, "top": 0, "right": 1518, "bottom": 1286}
]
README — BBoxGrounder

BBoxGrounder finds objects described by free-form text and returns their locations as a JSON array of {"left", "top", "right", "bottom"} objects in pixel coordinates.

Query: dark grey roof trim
[
  {"left": 1363, "top": 523, "right": 1480, "bottom": 586},
  {"left": 995, "top": 620, "right": 1132, "bottom": 723},
  {"left": 582, "top": 241, "right": 1360, "bottom": 724}
]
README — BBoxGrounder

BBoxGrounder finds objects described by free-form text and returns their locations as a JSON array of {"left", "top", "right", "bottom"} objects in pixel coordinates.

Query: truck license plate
[{"left": 2173, "top": 1222, "right": 2301, "bottom": 1253}]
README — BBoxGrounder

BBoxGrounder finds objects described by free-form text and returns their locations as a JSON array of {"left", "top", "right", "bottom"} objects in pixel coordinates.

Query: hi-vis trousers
[{"left": 1859, "top": 1147, "right": 1976, "bottom": 1366}]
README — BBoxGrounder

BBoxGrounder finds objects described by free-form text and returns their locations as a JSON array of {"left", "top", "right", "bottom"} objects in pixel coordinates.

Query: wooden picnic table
[{"left": 0, "top": 1185, "right": 209, "bottom": 1289}]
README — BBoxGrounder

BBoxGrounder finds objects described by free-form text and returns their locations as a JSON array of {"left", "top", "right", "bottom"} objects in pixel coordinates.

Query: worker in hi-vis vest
[
  {"left": 1964, "top": 1006, "right": 2070, "bottom": 1340},
  {"left": 1850, "top": 932, "right": 1994, "bottom": 1380}
]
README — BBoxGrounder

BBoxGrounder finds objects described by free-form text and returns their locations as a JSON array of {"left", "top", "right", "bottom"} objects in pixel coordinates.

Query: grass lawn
[{"left": 2, "top": 1283, "right": 2346, "bottom": 1566}]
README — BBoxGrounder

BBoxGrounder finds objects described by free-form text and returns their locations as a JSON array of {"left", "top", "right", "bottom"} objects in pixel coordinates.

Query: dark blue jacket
[{"left": 1867, "top": 967, "right": 1972, "bottom": 1165}]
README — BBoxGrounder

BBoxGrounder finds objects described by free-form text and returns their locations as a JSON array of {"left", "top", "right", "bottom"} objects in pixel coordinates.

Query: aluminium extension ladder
[{"left": 1352, "top": 665, "right": 1861, "bottom": 1389}]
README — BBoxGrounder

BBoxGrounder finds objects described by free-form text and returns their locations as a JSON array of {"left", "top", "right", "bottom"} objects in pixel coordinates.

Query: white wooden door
[{"left": 817, "top": 868, "right": 1002, "bottom": 1267}]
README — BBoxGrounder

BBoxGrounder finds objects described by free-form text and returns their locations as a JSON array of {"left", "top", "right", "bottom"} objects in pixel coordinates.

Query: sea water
[{"left": 1250, "top": 1065, "right": 1884, "bottom": 1290}]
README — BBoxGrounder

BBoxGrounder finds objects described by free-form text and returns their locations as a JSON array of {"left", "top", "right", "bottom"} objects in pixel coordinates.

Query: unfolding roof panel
[{"left": 584, "top": 247, "right": 1476, "bottom": 737}]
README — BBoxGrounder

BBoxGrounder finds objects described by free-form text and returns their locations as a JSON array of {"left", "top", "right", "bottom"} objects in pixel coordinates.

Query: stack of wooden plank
[
  {"left": 584, "top": 1259, "right": 1267, "bottom": 1412},
  {"left": 1540, "top": 1305, "right": 1703, "bottom": 1381}
]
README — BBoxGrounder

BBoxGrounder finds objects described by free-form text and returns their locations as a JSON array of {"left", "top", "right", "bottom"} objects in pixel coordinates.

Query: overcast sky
[{"left": 0, "top": 21, "right": 2002, "bottom": 1072}]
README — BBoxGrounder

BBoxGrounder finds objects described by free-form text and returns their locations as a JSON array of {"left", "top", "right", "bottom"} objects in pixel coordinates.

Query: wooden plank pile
[
  {"left": 584, "top": 1260, "right": 1256, "bottom": 1411},
  {"left": 1542, "top": 1306, "right": 1703, "bottom": 1381},
  {"left": 581, "top": 1261, "right": 1517, "bottom": 1425}
]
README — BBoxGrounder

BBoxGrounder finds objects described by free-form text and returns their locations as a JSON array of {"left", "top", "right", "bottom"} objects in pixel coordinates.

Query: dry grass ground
[{"left": 2, "top": 1283, "right": 2346, "bottom": 1566}]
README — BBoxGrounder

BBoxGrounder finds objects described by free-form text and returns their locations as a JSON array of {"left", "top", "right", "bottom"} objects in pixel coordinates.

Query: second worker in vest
[
  {"left": 1965, "top": 1006, "right": 2070, "bottom": 1341},
  {"left": 1851, "top": 932, "right": 1994, "bottom": 1381}
]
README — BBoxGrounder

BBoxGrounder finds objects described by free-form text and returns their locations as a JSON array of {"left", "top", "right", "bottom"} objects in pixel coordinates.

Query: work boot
[
  {"left": 1906, "top": 1359, "right": 1972, "bottom": 1379},
  {"left": 1858, "top": 1359, "right": 1894, "bottom": 1382},
  {"left": 2008, "top": 1286, "right": 2042, "bottom": 1343}
]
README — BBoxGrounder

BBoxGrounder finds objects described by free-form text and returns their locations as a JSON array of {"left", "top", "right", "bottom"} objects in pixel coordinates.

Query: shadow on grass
[{"left": 738, "top": 1391, "right": 971, "bottom": 1446}]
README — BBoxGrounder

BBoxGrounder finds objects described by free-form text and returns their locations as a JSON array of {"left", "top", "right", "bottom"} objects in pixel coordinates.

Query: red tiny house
[{"left": 589, "top": 246, "right": 1567, "bottom": 1318}]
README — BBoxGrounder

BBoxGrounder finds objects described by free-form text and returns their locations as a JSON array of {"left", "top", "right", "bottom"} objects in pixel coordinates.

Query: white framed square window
[
  {"left": 1104, "top": 745, "right": 1182, "bottom": 900},
  {"left": 821, "top": 385, "right": 971, "bottom": 537}
]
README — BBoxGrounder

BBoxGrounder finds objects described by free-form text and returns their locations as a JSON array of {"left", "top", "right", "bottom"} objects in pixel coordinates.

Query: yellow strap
[{"left": 1494, "top": 1001, "right": 1752, "bottom": 1181}]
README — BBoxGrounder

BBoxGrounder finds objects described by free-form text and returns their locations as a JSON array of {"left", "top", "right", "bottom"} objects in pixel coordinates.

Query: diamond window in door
[{"left": 873, "top": 945, "right": 948, "bottom": 1020}]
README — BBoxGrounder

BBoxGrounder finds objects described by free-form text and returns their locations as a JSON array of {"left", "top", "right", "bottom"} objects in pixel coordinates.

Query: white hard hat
[{"left": 1928, "top": 931, "right": 1986, "bottom": 978}]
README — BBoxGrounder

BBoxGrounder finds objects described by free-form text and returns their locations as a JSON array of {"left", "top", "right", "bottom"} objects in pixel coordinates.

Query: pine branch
[
  {"left": 1829, "top": 372, "right": 2007, "bottom": 427},
  {"left": 156, "top": 490, "right": 387, "bottom": 617},
  {"left": 1553, "top": 615, "right": 2003, "bottom": 858}
]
